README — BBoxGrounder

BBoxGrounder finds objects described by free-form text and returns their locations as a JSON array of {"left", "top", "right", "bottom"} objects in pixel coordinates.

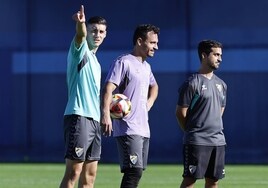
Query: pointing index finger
[{"left": 80, "top": 5, "right": 84, "bottom": 14}]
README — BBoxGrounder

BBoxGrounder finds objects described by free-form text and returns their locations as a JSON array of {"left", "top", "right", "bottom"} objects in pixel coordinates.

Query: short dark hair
[
  {"left": 132, "top": 24, "right": 160, "bottom": 45},
  {"left": 198, "top": 40, "right": 222, "bottom": 61},
  {"left": 87, "top": 16, "right": 107, "bottom": 27}
]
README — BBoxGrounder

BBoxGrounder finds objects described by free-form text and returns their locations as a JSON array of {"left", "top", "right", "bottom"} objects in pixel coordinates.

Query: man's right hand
[
  {"left": 101, "top": 113, "right": 113, "bottom": 137},
  {"left": 72, "top": 5, "right": 86, "bottom": 23}
]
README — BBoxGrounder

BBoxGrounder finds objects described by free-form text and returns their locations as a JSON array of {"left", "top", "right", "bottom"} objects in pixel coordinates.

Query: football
[{"left": 110, "top": 93, "right": 131, "bottom": 119}]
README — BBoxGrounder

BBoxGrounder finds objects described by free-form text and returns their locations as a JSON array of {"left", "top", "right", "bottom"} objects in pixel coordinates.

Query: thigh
[
  {"left": 63, "top": 115, "right": 101, "bottom": 161},
  {"left": 116, "top": 135, "right": 149, "bottom": 172},
  {"left": 85, "top": 118, "right": 101, "bottom": 161},
  {"left": 64, "top": 115, "right": 87, "bottom": 160},
  {"left": 79, "top": 160, "right": 99, "bottom": 182},
  {"left": 205, "top": 145, "right": 225, "bottom": 180},
  {"left": 64, "top": 158, "right": 84, "bottom": 175},
  {"left": 182, "top": 145, "right": 213, "bottom": 179},
  {"left": 142, "top": 137, "right": 149, "bottom": 169}
]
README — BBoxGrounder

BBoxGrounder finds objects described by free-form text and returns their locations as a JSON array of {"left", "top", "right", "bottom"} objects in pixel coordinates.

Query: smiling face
[
  {"left": 138, "top": 31, "right": 159, "bottom": 58},
  {"left": 86, "top": 23, "right": 107, "bottom": 50}
]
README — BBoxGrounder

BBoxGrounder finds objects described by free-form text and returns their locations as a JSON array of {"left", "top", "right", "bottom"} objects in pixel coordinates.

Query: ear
[
  {"left": 103, "top": 30, "right": 107, "bottom": 38},
  {"left": 201, "top": 52, "right": 207, "bottom": 59},
  {"left": 137, "top": 37, "right": 143, "bottom": 46}
]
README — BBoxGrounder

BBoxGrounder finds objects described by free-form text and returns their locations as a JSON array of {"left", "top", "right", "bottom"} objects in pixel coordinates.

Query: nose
[
  {"left": 95, "top": 31, "right": 100, "bottom": 37},
  {"left": 154, "top": 44, "right": 158, "bottom": 50},
  {"left": 218, "top": 56, "right": 222, "bottom": 62}
]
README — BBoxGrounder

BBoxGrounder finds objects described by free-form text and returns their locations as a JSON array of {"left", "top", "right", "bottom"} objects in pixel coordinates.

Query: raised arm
[{"left": 72, "top": 5, "right": 87, "bottom": 47}]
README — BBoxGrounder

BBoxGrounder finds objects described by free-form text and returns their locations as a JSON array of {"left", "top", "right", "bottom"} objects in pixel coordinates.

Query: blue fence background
[{"left": 1, "top": 0, "right": 268, "bottom": 164}]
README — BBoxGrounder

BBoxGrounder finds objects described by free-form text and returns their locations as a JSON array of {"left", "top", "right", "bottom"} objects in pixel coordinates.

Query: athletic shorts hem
[{"left": 65, "top": 156, "right": 101, "bottom": 161}]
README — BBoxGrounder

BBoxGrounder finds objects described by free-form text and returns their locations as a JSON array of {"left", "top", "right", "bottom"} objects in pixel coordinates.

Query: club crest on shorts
[
  {"left": 129, "top": 154, "right": 138, "bottom": 164},
  {"left": 75, "top": 147, "right": 84, "bottom": 157},
  {"left": 189, "top": 165, "right": 197, "bottom": 174}
]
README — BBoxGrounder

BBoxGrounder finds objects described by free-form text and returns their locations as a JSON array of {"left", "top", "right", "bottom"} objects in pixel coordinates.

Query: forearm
[
  {"left": 75, "top": 22, "right": 87, "bottom": 46},
  {"left": 101, "top": 82, "right": 116, "bottom": 116},
  {"left": 175, "top": 105, "right": 187, "bottom": 131},
  {"left": 177, "top": 116, "right": 186, "bottom": 131},
  {"left": 147, "top": 84, "right": 158, "bottom": 110},
  {"left": 100, "top": 83, "right": 116, "bottom": 137},
  {"left": 101, "top": 90, "right": 113, "bottom": 116},
  {"left": 221, "top": 107, "right": 225, "bottom": 116}
]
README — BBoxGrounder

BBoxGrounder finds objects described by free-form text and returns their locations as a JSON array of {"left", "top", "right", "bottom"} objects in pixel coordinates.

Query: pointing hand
[{"left": 72, "top": 5, "right": 86, "bottom": 23}]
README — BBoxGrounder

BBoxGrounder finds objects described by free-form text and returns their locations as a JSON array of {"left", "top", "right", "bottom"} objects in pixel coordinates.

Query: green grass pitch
[{"left": 0, "top": 163, "right": 268, "bottom": 188}]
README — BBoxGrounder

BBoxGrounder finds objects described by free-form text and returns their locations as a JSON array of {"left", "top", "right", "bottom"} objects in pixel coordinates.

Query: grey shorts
[
  {"left": 182, "top": 144, "right": 225, "bottom": 180},
  {"left": 63, "top": 115, "right": 101, "bottom": 161},
  {"left": 116, "top": 135, "right": 149, "bottom": 172}
]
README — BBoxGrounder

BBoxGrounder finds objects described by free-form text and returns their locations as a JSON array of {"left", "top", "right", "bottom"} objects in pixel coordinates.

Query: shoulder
[
  {"left": 68, "top": 40, "right": 89, "bottom": 64},
  {"left": 179, "top": 73, "right": 199, "bottom": 91},
  {"left": 115, "top": 53, "right": 132, "bottom": 62},
  {"left": 114, "top": 53, "right": 138, "bottom": 68},
  {"left": 181, "top": 72, "right": 203, "bottom": 91},
  {"left": 144, "top": 60, "right": 152, "bottom": 69},
  {"left": 70, "top": 38, "right": 88, "bottom": 51},
  {"left": 185, "top": 73, "right": 201, "bottom": 86},
  {"left": 109, "top": 53, "right": 131, "bottom": 72},
  {"left": 213, "top": 75, "right": 227, "bottom": 88},
  {"left": 68, "top": 39, "right": 88, "bottom": 57}
]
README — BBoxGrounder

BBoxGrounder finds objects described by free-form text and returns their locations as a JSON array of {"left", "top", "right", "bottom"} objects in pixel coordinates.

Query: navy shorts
[
  {"left": 182, "top": 144, "right": 225, "bottom": 180},
  {"left": 116, "top": 135, "right": 149, "bottom": 172},
  {"left": 63, "top": 115, "right": 101, "bottom": 161}
]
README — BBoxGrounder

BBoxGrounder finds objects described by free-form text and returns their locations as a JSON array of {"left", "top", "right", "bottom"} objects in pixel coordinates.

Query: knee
[
  {"left": 70, "top": 167, "right": 83, "bottom": 180},
  {"left": 205, "top": 178, "right": 219, "bottom": 187},
  {"left": 60, "top": 166, "right": 82, "bottom": 187},
  {"left": 125, "top": 167, "right": 143, "bottom": 179},
  {"left": 180, "top": 177, "right": 196, "bottom": 188},
  {"left": 121, "top": 168, "right": 143, "bottom": 188},
  {"left": 129, "top": 167, "right": 143, "bottom": 177},
  {"left": 82, "top": 170, "right": 97, "bottom": 185}
]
